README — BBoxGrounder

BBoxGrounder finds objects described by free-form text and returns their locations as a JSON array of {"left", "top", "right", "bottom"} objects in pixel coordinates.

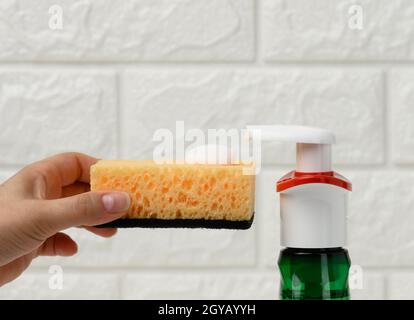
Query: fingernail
[{"left": 102, "top": 192, "right": 130, "bottom": 213}]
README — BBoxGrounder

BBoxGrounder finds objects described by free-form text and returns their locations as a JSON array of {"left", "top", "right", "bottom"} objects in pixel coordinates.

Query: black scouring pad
[{"left": 96, "top": 213, "right": 254, "bottom": 230}]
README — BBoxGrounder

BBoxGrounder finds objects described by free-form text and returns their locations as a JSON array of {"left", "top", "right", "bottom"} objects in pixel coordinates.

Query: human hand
[{"left": 0, "top": 153, "right": 130, "bottom": 286}]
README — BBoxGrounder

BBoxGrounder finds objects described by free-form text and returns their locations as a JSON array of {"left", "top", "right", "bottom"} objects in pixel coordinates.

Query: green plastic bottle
[
  {"left": 278, "top": 247, "right": 351, "bottom": 300},
  {"left": 247, "top": 125, "right": 352, "bottom": 300}
]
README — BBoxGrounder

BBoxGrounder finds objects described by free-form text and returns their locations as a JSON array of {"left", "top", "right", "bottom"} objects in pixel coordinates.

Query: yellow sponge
[{"left": 90, "top": 160, "right": 255, "bottom": 227}]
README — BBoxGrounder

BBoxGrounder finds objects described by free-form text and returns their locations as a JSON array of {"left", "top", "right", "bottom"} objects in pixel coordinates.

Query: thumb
[{"left": 37, "top": 191, "right": 130, "bottom": 233}]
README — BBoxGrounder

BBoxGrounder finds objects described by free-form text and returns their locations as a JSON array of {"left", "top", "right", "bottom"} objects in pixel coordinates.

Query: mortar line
[
  {"left": 27, "top": 265, "right": 271, "bottom": 274},
  {"left": 384, "top": 273, "right": 389, "bottom": 300},
  {"left": 4, "top": 163, "right": 414, "bottom": 173},
  {"left": 117, "top": 274, "right": 123, "bottom": 299},
  {"left": 29, "top": 264, "right": 414, "bottom": 274},
  {"left": 0, "top": 61, "right": 413, "bottom": 69},
  {"left": 254, "top": 171, "right": 273, "bottom": 271},
  {"left": 116, "top": 72, "right": 122, "bottom": 159},
  {"left": 118, "top": 271, "right": 126, "bottom": 299},
  {"left": 363, "top": 266, "right": 414, "bottom": 272},
  {"left": 253, "top": 186, "right": 261, "bottom": 270},
  {"left": 269, "top": 265, "right": 414, "bottom": 272},
  {"left": 259, "top": 163, "right": 414, "bottom": 171},
  {"left": 5, "top": 164, "right": 414, "bottom": 173},
  {"left": 383, "top": 68, "right": 391, "bottom": 169},
  {"left": 254, "top": 0, "right": 262, "bottom": 65}
]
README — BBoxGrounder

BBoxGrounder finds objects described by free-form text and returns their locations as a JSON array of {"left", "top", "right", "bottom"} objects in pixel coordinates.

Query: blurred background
[{"left": 1, "top": 0, "right": 414, "bottom": 299}]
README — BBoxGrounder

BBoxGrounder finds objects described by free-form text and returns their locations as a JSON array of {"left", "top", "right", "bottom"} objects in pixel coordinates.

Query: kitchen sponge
[{"left": 90, "top": 160, "right": 255, "bottom": 229}]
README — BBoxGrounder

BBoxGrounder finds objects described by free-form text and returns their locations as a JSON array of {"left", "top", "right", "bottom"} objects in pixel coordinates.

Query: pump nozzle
[
  {"left": 247, "top": 124, "right": 351, "bottom": 248},
  {"left": 247, "top": 125, "right": 335, "bottom": 173}
]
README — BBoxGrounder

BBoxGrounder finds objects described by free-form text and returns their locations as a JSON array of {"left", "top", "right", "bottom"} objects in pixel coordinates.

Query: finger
[
  {"left": 17, "top": 152, "right": 98, "bottom": 200},
  {"left": 23, "top": 152, "right": 98, "bottom": 187},
  {"left": 62, "top": 182, "right": 90, "bottom": 198},
  {"left": 38, "top": 191, "right": 130, "bottom": 232},
  {"left": 81, "top": 226, "right": 118, "bottom": 238},
  {"left": 0, "top": 252, "right": 37, "bottom": 286},
  {"left": 37, "top": 232, "right": 78, "bottom": 257}
]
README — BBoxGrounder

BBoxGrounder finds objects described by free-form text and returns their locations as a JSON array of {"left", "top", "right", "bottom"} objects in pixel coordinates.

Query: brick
[
  {"left": 263, "top": 0, "right": 414, "bottom": 61},
  {"left": 346, "top": 171, "right": 414, "bottom": 266},
  {"left": 32, "top": 225, "right": 256, "bottom": 267},
  {"left": 255, "top": 169, "right": 282, "bottom": 267},
  {"left": 0, "top": 0, "right": 254, "bottom": 61},
  {"left": 0, "top": 270, "right": 120, "bottom": 299},
  {"left": 0, "top": 70, "right": 117, "bottom": 165},
  {"left": 390, "top": 69, "right": 414, "bottom": 163},
  {"left": 388, "top": 273, "right": 414, "bottom": 299},
  {"left": 122, "top": 69, "right": 383, "bottom": 165},
  {"left": 121, "top": 272, "right": 279, "bottom": 299}
]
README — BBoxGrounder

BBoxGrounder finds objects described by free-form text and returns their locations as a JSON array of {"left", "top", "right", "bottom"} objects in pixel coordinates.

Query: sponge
[{"left": 90, "top": 160, "right": 255, "bottom": 229}]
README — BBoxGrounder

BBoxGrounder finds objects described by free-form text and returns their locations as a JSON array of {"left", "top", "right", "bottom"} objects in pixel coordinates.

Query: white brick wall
[
  {"left": 263, "top": 0, "right": 414, "bottom": 61},
  {"left": 0, "top": 0, "right": 412, "bottom": 299},
  {"left": 0, "top": 0, "right": 254, "bottom": 61},
  {"left": 122, "top": 69, "right": 384, "bottom": 165},
  {"left": 0, "top": 70, "right": 118, "bottom": 165},
  {"left": 122, "top": 272, "right": 279, "bottom": 300}
]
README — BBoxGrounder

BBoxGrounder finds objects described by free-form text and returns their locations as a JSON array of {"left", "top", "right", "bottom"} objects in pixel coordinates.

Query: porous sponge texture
[{"left": 91, "top": 160, "right": 255, "bottom": 221}]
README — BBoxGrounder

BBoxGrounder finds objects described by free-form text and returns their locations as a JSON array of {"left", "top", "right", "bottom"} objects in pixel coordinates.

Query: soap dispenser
[{"left": 247, "top": 125, "right": 352, "bottom": 300}]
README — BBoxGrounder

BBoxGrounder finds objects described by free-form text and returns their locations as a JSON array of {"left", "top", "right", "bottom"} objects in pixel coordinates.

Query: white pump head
[
  {"left": 247, "top": 125, "right": 335, "bottom": 172},
  {"left": 247, "top": 125, "right": 351, "bottom": 249}
]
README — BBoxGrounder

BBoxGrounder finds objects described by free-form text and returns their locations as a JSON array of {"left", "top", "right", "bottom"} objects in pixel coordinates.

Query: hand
[{"left": 0, "top": 152, "right": 130, "bottom": 286}]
